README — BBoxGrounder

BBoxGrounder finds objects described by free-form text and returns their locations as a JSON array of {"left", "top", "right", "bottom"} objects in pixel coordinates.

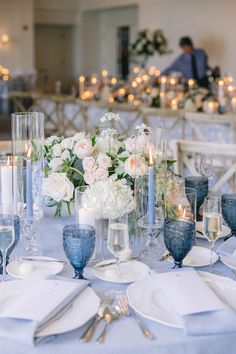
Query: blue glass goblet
[
  {"left": 185, "top": 176, "right": 208, "bottom": 221},
  {"left": 164, "top": 219, "right": 195, "bottom": 268},
  {"left": 0, "top": 215, "right": 20, "bottom": 274},
  {"left": 63, "top": 224, "right": 95, "bottom": 279},
  {"left": 221, "top": 194, "right": 236, "bottom": 239}
]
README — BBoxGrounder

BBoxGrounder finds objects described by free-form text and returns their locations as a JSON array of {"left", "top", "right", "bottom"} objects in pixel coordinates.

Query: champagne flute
[
  {"left": 107, "top": 215, "right": 130, "bottom": 275},
  {"left": 0, "top": 205, "right": 15, "bottom": 281},
  {"left": 200, "top": 154, "right": 213, "bottom": 178},
  {"left": 202, "top": 196, "right": 222, "bottom": 273}
]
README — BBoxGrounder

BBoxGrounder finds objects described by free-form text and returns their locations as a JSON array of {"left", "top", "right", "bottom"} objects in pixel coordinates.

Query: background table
[{"left": 1, "top": 212, "right": 236, "bottom": 354}]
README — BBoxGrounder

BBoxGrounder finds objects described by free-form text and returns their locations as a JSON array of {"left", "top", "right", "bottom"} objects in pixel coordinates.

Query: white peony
[
  {"left": 61, "top": 137, "right": 74, "bottom": 150},
  {"left": 82, "top": 179, "right": 134, "bottom": 219},
  {"left": 97, "top": 153, "right": 112, "bottom": 169},
  {"left": 52, "top": 143, "right": 62, "bottom": 157},
  {"left": 82, "top": 156, "right": 96, "bottom": 171},
  {"left": 95, "top": 168, "right": 109, "bottom": 181},
  {"left": 49, "top": 158, "right": 63, "bottom": 171},
  {"left": 43, "top": 173, "right": 74, "bottom": 202},
  {"left": 125, "top": 155, "right": 148, "bottom": 177},
  {"left": 74, "top": 139, "right": 94, "bottom": 159},
  {"left": 73, "top": 132, "right": 86, "bottom": 142},
  {"left": 61, "top": 149, "right": 70, "bottom": 160}
]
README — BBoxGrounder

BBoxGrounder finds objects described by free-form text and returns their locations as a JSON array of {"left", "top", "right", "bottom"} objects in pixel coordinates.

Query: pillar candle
[
  {"left": 0, "top": 157, "right": 16, "bottom": 212},
  {"left": 78, "top": 207, "right": 95, "bottom": 227}
]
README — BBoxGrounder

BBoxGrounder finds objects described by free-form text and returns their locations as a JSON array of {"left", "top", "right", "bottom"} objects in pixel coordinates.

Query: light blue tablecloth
[{"left": 1, "top": 213, "right": 236, "bottom": 354}]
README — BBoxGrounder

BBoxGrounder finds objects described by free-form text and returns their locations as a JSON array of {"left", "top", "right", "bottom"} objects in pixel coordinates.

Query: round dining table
[{"left": 1, "top": 212, "right": 236, "bottom": 354}]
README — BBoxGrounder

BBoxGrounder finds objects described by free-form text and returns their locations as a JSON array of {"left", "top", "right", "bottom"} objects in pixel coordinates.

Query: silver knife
[
  {"left": 20, "top": 257, "right": 67, "bottom": 265},
  {"left": 94, "top": 256, "right": 140, "bottom": 269}
]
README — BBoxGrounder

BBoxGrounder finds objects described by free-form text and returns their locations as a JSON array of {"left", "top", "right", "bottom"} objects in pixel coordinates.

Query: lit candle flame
[
  {"left": 178, "top": 204, "right": 186, "bottom": 218},
  {"left": 148, "top": 144, "right": 154, "bottom": 166},
  {"left": 25, "top": 142, "right": 32, "bottom": 159}
]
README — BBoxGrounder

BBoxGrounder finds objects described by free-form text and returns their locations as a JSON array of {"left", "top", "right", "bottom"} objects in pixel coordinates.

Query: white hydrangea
[{"left": 82, "top": 178, "right": 134, "bottom": 219}]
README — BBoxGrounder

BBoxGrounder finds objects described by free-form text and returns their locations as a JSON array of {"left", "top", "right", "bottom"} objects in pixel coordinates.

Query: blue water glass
[
  {"left": 185, "top": 176, "right": 208, "bottom": 221},
  {"left": 222, "top": 194, "right": 236, "bottom": 237},
  {"left": 63, "top": 224, "right": 95, "bottom": 279},
  {"left": 164, "top": 219, "right": 195, "bottom": 268},
  {"left": 0, "top": 215, "right": 20, "bottom": 274}
]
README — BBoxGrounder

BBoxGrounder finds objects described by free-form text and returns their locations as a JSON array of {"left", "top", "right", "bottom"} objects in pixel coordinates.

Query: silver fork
[{"left": 116, "top": 293, "right": 156, "bottom": 341}]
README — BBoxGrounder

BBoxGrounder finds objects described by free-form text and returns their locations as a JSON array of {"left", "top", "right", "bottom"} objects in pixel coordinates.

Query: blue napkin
[{"left": 0, "top": 277, "right": 89, "bottom": 346}]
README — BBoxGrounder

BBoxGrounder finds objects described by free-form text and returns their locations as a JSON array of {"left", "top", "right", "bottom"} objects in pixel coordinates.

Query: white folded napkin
[
  {"left": 156, "top": 269, "right": 236, "bottom": 335},
  {"left": 0, "top": 277, "right": 89, "bottom": 345}
]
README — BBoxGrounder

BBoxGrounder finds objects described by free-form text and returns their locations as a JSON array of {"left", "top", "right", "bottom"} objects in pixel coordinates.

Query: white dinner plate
[
  {"left": 167, "top": 246, "right": 218, "bottom": 267},
  {"left": 0, "top": 280, "right": 100, "bottom": 337},
  {"left": 127, "top": 271, "right": 236, "bottom": 329},
  {"left": 196, "top": 221, "right": 230, "bottom": 239},
  {"left": 7, "top": 256, "right": 64, "bottom": 279},
  {"left": 93, "top": 260, "right": 150, "bottom": 283}
]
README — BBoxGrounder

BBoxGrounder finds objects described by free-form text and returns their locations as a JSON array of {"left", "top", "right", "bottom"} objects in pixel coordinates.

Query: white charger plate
[
  {"left": 93, "top": 260, "right": 150, "bottom": 283},
  {"left": 127, "top": 271, "right": 236, "bottom": 329},
  {"left": 167, "top": 246, "right": 218, "bottom": 267},
  {"left": 196, "top": 221, "right": 230, "bottom": 239},
  {"left": 0, "top": 280, "right": 100, "bottom": 337},
  {"left": 7, "top": 256, "right": 64, "bottom": 279}
]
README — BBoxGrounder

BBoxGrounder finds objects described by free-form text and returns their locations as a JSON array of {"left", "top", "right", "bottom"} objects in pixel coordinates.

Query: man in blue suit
[{"left": 163, "top": 37, "right": 210, "bottom": 87}]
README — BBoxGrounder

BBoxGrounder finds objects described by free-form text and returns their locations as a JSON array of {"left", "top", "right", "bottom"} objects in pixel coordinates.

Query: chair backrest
[
  {"left": 171, "top": 139, "right": 236, "bottom": 193},
  {"left": 184, "top": 111, "right": 236, "bottom": 143}
]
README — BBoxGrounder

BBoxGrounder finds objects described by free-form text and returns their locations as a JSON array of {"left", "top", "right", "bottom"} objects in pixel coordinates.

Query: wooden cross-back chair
[{"left": 171, "top": 139, "right": 236, "bottom": 193}]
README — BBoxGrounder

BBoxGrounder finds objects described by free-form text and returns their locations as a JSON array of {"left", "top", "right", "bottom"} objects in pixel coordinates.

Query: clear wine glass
[
  {"left": 0, "top": 204, "right": 15, "bottom": 281},
  {"left": 200, "top": 154, "right": 213, "bottom": 178},
  {"left": 202, "top": 196, "right": 222, "bottom": 273},
  {"left": 107, "top": 214, "right": 130, "bottom": 275}
]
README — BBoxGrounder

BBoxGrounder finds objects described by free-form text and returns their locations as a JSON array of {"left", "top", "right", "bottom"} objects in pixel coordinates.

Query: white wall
[
  {"left": 81, "top": 0, "right": 236, "bottom": 76},
  {"left": 0, "top": 0, "right": 34, "bottom": 74},
  {"left": 82, "top": 6, "right": 138, "bottom": 75}
]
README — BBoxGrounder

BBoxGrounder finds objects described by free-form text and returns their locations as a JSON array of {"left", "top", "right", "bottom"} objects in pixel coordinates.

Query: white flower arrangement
[
  {"left": 43, "top": 115, "right": 169, "bottom": 217},
  {"left": 100, "top": 112, "right": 120, "bottom": 123},
  {"left": 82, "top": 178, "right": 135, "bottom": 219}
]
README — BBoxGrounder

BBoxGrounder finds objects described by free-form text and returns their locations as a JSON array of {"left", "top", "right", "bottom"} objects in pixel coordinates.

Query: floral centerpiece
[
  {"left": 44, "top": 114, "right": 149, "bottom": 217},
  {"left": 129, "top": 29, "right": 172, "bottom": 68},
  {"left": 43, "top": 113, "right": 177, "bottom": 221}
]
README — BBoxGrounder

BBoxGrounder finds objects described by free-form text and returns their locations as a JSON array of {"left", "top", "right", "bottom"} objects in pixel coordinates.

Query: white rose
[
  {"left": 61, "top": 137, "right": 74, "bottom": 150},
  {"left": 61, "top": 149, "right": 70, "bottom": 160},
  {"left": 74, "top": 139, "right": 94, "bottom": 159},
  {"left": 82, "top": 157, "right": 96, "bottom": 171},
  {"left": 84, "top": 172, "right": 96, "bottom": 185},
  {"left": 95, "top": 168, "right": 109, "bottom": 181},
  {"left": 49, "top": 158, "right": 63, "bottom": 171},
  {"left": 52, "top": 143, "right": 62, "bottom": 157},
  {"left": 125, "top": 135, "right": 147, "bottom": 154},
  {"left": 125, "top": 155, "right": 148, "bottom": 177},
  {"left": 73, "top": 132, "right": 86, "bottom": 142},
  {"left": 43, "top": 173, "right": 74, "bottom": 202},
  {"left": 97, "top": 153, "right": 112, "bottom": 169}
]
